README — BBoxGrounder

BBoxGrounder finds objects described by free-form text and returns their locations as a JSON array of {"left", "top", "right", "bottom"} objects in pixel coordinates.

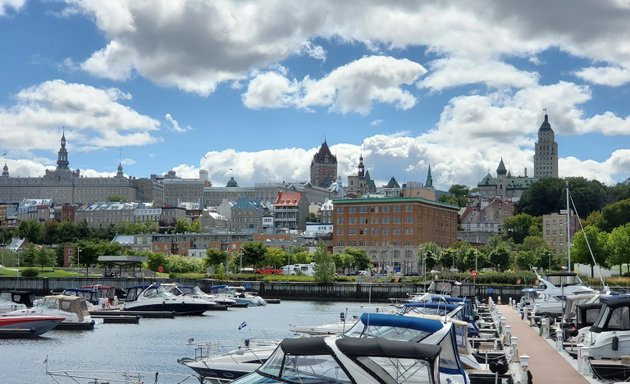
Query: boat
[
  {"left": 228, "top": 336, "right": 442, "bottom": 384},
  {"left": 209, "top": 285, "right": 267, "bottom": 306},
  {"left": 5, "top": 294, "right": 95, "bottom": 330},
  {"left": 0, "top": 290, "right": 35, "bottom": 314},
  {"left": 163, "top": 283, "right": 233, "bottom": 309},
  {"left": 62, "top": 286, "right": 123, "bottom": 310},
  {"left": 531, "top": 271, "right": 595, "bottom": 317},
  {"left": 0, "top": 315, "right": 65, "bottom": 338},
  {"left": 583, "top": 295, "right": 630, "bottom": 380},
  {"left": 123, "top": 283, "right": 215, "bottom": 315}
]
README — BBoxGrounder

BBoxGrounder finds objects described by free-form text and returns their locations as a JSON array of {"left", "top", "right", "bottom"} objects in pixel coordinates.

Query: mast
[{"left": 566, "top": 180, "right": 571, "bottom": 272}]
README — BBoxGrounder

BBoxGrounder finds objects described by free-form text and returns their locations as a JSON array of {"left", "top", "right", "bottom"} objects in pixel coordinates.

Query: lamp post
[{"left": 77, "top": 247, "right": 81, "bottom": 273}]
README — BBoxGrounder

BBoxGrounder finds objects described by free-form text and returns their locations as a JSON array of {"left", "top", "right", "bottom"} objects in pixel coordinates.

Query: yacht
[
  {"left": 123, "top": 283, "right": 215, "bottom": 315},
  {"left": 229, "top": 336, "right": 442, "bottom": 384},
  {"left": 164, "top": 283, "right": 235, "bottom": 308},
  {"left": 532, "top": 271, "right": 595, "bottom": 317},
  {"left": 209, "top": 285, "right": 267, "bottom": 306},
  {"left": 0, "top": 315, "right": 65, "bottom": 337},
  {"left": 5, "top": 294, "right": 95, "bottom": 330}
]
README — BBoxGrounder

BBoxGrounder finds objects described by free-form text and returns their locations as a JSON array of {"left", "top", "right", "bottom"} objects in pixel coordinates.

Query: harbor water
[{"left": 0, "top": 300, "right": 373, "bottom": 383}]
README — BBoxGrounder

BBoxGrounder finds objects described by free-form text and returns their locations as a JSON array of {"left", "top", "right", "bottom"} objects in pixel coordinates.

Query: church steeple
[
  {"left": 358, "top": 154, "right": 365, "bottom": 177},
  {"left": 116, "top": 162, "right": 124, "bottom": 178},
  {"left": 425, "top": 164, "right": 433, "bottom": 188},
  {"left": 56, "top": 130, "right": 69, "bottom": 171},
  {"left": 2, "top": 162, "right": 9, "bottom": 178}
]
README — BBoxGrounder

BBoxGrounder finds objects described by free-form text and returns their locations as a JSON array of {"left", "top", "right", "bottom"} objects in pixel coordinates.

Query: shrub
[{"left": 20, "top": 268, "right": 39, "bottom": 278}]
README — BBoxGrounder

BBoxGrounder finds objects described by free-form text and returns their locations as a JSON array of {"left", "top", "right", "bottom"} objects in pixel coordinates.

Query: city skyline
[{"left": 1, "top": 1, "right": 629, "bottom": 190}]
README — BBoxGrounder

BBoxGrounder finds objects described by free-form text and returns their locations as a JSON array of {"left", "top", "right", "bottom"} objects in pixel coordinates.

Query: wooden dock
[{"left": 498, "top": 304, "right": 593, "bottom": 384}]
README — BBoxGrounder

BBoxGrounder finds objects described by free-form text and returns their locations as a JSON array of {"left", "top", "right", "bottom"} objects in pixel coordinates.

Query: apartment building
[
  {"left": 543, "top": 209, "right": 579, "bottom": 257},
  {"left": 332, "top": 197, "right": 459, "bottom": 274}
]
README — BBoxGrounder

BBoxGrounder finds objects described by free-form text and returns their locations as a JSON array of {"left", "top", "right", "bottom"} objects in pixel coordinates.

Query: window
[
  {"left": 405, "top": 215, "right": 413, "bottom": 223},
  {"left": 349, "top": 207, "right": 357, "bottom": 213},
  {"left": 382, "top": 206, "right": 389, "bottom": 213},
  {"left": 405, "top": 205, "right": 413, "bottom": 212},
  {"left": 359, "top": 206, "right": 369, "bottom": 213},
  {"left": 349, "top": 217, "right": 357, "bottom": 224},
  {"left": 337, "top": 207, "right": 344, "bottom": 213}
]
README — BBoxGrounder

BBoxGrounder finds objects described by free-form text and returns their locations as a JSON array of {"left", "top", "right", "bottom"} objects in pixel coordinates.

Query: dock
[
  {"left": 498, "top": 304, "right": 593, "bottom": 384},
  {"left": 90, "top": 310, "right": 175, "bottom": 319}
]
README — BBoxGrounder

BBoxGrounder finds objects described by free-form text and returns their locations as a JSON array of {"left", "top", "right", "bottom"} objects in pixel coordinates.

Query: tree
[
  {"left": 502, "top": 214, "right": 537, "bottom": 244},
  {"left": 173, "top": 219, "right": 190, "bottom": 234},
  {"left": 514, "top": 250, "right": 536, "bottom": 271},
  {"left": 601, "top": 198, "right": 630, "bottom": 232},
  {"left": 17, "top": 220, "right": 43, "bottom": 244},
  {"left": 241, "top": 242, "right": 267, "bottom": 267},
  {"left": 344, "top": 247, "right": 371, "bottom": 271},
  {"left": 571, "top": 225, "right": 609, "bottom": 277},
  {"left": 416, "top": 242, "right": 442, "bottom": 275},
  {"left": 263, "top": 247, "right": 286, "bottom": 268},
  {"left": 487, "top": 245, "right": 511, "bottom": 271},
  {"left": 35, "top": 248, "right": 56, "bottom": 270},
  {"left": 147, "top": 252, "right": 167, "bottom": 272},
  {"left": 205, "top": 249, "right": 228, "bottom": 269},
  {"left": 438, "top": 184, "right": 470, "bottom": 207},
  {"left": 305, "top": 213, "right": 319, "bottom": 223},
  {"left": 608, "top": 224, "right": 630, "bottom": 275},
  {"left": 516, "top": 177, "right": 565, "bottom": 216},
  {"left": 20, "top": 244, "right": 38, "bottom": 267},
  {"left": 313, "top": 243, "right": 335, "bottom": 284},
  {"left": 189, "top": 220, "right": 203, "bottom": 233},
  {"left": 584, "top": 210, "right": 604, "bottom": 229}
]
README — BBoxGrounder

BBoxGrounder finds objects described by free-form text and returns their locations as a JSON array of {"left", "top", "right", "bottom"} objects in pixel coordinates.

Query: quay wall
[{"left": 0, "top": 277, "right": 527, "bottom": 303}]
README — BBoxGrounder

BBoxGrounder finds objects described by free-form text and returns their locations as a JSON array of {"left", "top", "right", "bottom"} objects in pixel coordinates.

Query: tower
[
  {"left": 56, "top": 130, "right": 70, "bottom": 171},
  {"left": 310, "top": 141, "right": 338, "bottom": 188},
  {"left": 496, "top": 157, "right": 507, "bottom": 198},
  {"left": 534, "top": 114, "right": 558, "bottom": 178},
  {"left": 425, "top": 164, "right": 433, "bottom": 188}
]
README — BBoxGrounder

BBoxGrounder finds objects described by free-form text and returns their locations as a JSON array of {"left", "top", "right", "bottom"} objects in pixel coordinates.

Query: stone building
[
  {"left": 477, "top": 158, "right": 535, "bottom": 201},
  {"left": 534, "top": 114, "right": 559, "bottom": 178},
  {"left": 346, "top": 155, "right": 376, "bottom": 198},
  {"left": 310, "top": 140, "right": 337, "bottom": 188},
  {"left": 273, "top": 191, "right": 308, "bottom": 232},
  {"left": 0, "top": 132, "right": 136, "bottom": 204},
  {"left": 458, "top": 197, "right": 514, "bottom": 244},
  {"left": 543, "top": 209, "right": 579, "bottom": 257}
]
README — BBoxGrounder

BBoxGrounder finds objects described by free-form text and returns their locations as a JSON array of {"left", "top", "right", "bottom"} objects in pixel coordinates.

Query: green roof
[{"left": 331, "top": 196, "right": 459, "bottom": 210}]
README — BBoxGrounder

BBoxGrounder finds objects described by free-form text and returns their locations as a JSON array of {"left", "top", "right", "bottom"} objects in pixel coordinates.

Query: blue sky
[{"left": 1, "top": 1, "right": 629, "bottom": 190}]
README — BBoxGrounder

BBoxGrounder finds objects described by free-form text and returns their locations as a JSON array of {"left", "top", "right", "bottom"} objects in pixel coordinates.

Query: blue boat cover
[{"left": 359, "top": 313, "right": 444, "bottom": 333}]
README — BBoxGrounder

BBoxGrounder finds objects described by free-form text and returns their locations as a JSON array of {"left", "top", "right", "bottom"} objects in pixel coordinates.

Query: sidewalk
[{"left": 498, "top": 304, "right": 592, "bottom": 384}]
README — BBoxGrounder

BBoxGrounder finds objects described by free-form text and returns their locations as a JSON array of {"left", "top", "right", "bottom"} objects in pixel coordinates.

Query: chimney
[{"left": 524, "top": 168, "right": 527, "bottom": 177}]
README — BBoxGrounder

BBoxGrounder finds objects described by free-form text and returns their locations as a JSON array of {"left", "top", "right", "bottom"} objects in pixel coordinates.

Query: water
[{"left": 0, "top": 301, "right": 371, "bottom": 383}]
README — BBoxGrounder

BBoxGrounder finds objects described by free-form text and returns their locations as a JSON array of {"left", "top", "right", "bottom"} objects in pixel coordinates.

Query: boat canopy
[{"left": 358, "top": 313, "right": 444, "bottom": 333}]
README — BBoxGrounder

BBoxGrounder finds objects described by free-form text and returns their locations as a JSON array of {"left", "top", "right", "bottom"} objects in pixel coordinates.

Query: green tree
[
  {"left": 438, "top": 184, "right": 470, "bottom": 207},
  {"left": 305, "top": 213, "right": 319, "bottom": 223},
  {"left": 416, "top": 242, "right": 442, "bottom": 274},
  {"left": 241, "top": 242, "right": 267, "bottom": 267},
  {"left": 344, "top": 247, "right": 371, "bottom": 271},
  {"left": 17, "top": 220, "right": 43, "bottom": 244},
  {"left": 514, "top": 250, "right": 536, "bottom": 270},
  {"left": 313, "top": 243, "right": 335, "bottom": 284},
  {"left": 601, "top": 198, "right": 630, "bottom": 232},
  {"left": 584, "top": 210, "right": 604, "bottom": 229},
  {"left": 205, "top": 249, "right": 228, "bottom": 269},
  {"left": 35, "top": 248, "right": 56, "bottom": 270},
  {"left": 189, "top": 220, "right": 203, "bottom": 233},
  {"left": 147, "top": 252, "right": 167, "bottom": 272},
  {"left": 20, "top": 244, "right": 38, "bottom": 267},
  {"left": 173, "top": 219, "right": 190, "bottom": 234},
  {"left": 516, "top": 177, "right": 565, "bottom": 216},
  {"left": 43, "top": 220, "right": 59, "bottom": 245},
  {"left": 502, "top": 214, "right": 537, "bottom": 244},
  {"left": 263, "top": 247, "right": 286, "bottom": 268},
  {"left": 607, "top": 179, "right": 630, "bottom": 203},
  {"left": 571, "top": 225, "right": 609, "bottom": 277},
  {"left": 487, "top": 245, "right": 511, "bottom": 271},
  {"left": 608, "top": 224, "right": 630, "bottom": 275},
  {"left": 293, "top": 250, "right": 311, "bottom": 264}
]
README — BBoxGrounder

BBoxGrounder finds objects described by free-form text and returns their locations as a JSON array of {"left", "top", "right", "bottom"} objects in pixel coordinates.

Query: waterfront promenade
[{"left": 499, "top": 304, "right": 594, "bottom": 384}]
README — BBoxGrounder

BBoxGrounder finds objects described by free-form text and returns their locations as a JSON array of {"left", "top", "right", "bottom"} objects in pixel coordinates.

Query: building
[
  {"left": 153, "top": 170, "right": 205, "bottom": 207},
  {"left": 151, "top": 231, "right": 252, "bottom": 258},
  {"left": 332, "top": 197, "right": 459, "bottom": 274},
  {"left": 273, "top": 191, "right": 309, "bottom": 232},
  {"left": 0, "top": 132, "right": 137, "bottom": 204},
  {"left": 203, "top": 181, "right": 335, "bottom": 208},
  {"left": 534, "top": 114, "right": 559, "bottom": 178},
  {"left": 400, "top": 166, "right": 436, "bottom": 201},
  {"left": 346, "top": 155, "right": 376, "bottom": 198},
  {"left": 231, "top": 197, "right": 270, "bottom": 233},
  {"left": 75, "top": 202, "right": 162, "bottom": 229},
  {"left": 477, "top": 158, "right": 534, "bottom": 201},
  {"left": 458, "top": 197, "right": 514, "bottom": 244},
  {"left": 543, "top": 209, "right": 579, "bottom": 257},
  {"left": 310, "top": 141, "right": 338, "bottom": 188}
]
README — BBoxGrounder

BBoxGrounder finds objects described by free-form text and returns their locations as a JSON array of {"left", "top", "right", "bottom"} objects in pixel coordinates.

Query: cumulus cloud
[
  {"left": 574, "top": 66, "right": 630, "bottom": 87},
  {"left": 0, "top": 0, "right": 25, "bottom": 16},
  {"left": 0, "top": 79, "right": 160, "bottom": 152},
  {"left": 243, "top": 56, "right": 426, "bottom": 113}
]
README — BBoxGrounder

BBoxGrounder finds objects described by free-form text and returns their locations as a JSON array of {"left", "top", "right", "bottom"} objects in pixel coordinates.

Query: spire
[
  {"left": 2, "top": 162, "right": 8, "bottom": 177},
  {"left": 539, "top": 113, "right": 552, "bottom": 131},
  {"left": 425, "top": 164, "right": 433, "bottom": 188},
  {"left": 358, "top": 153, "right": 365, "bottom": 177},
  {"left": 496, "top": 158, "right": 507, "bottom": 175},
  {"left": 116, "top": 162, "right": 124, "bottom": 178},
  {"left": 56, "top": 129, "right": 69, "bottom": 171}
]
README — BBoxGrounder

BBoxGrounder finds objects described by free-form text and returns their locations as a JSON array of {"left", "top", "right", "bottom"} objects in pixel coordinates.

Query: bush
[{"left": 20, "top": 268, "right": 39, "bottom": 278}]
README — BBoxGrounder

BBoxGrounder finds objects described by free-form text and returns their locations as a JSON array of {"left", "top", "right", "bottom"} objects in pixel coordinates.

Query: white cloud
[
  {"left": 574, "top": 66, "right": 630, "bottom": 87},
  {"left": 164, "top": 113, "right": 191, "bottom": 133},
  {"left": 243, "top": 56, "right": 426, "bottom": 114},
  {"left": 0, "top": 0, "right": 25, "bottom": 16},
  {"left": 370, "top": 119, "right": 383, "bottom": 127},
  {"left": 560, "top": 150, "right": 630, "bottom": 185},
  {"left": 0, "top": 79, "right": 160, "bottom": 152}
]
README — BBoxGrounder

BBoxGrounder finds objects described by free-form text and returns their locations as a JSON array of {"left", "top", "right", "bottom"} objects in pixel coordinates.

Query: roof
[
  {"left": 385, "top": 176, "right": 400, "bottom": 189},
  {"left": 332, "top": 196, "right": 459, "bottom": 211},
  {"left": 274, "top": 191, "right": 302, "bottom": 206},
  {"left": 539, "top": 114, "right": 553, "bottom": 131},
  {"left": 496, "top": 158, "right": 507, "bottom": 175}
]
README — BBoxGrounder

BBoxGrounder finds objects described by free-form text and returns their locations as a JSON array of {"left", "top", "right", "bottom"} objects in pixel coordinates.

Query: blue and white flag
[{"left": 238, "top": 321, "right": 247, "bottom": 330}]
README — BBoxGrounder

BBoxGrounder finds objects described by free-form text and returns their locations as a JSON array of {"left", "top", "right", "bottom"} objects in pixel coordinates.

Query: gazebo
[{"left": 98, "top": 255, "right": 148, "bottom": 278}]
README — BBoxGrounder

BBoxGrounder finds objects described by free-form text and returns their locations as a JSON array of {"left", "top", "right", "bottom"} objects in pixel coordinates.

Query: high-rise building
[
  {"left": 534, "top": 114, "right": 558, "bottom": 178},
  {"left": 310, "top": 141, "right": 337, "bottom": 188}
]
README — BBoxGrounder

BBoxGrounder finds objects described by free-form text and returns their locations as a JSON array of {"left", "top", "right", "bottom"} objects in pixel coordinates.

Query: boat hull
[
  {"left": 0, "top": 315, "right": 65, "bottom": 337},
  {"left": 123, "top": 302, "right": 211, "bottom": 316}
]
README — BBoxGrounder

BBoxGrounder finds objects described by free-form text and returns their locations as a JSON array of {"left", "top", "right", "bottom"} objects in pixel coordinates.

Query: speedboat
[
  {"left": 123, "top": 283, "right": 215, "bottom": 315},
  {"left": 0, "top": 315, "right": 65, "bottom": 337},
  {"left": 209, "top": 285, "right": 267, "bottom": 306},
  {"left": 0, "top": 290, "right": 34, "bottom": 314},
  {"left": 532, "top": 271, "right": 595, "bottom": 317},
  {"left": 583, "top": 295, "right": 630, "bottom": 380},
  {"left": 229, "top": 336, "right": 442, "bottom": 384},
  {"left": 5, "top": 295, "right": 95, "bottom": 330},
  {"left": 164, "top": 283, "right": 231, "bottom": 309}
]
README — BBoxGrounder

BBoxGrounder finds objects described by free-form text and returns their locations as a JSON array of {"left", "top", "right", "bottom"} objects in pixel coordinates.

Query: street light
[{"left": 77, "top": 247, "right": 81, "bottom": 273}]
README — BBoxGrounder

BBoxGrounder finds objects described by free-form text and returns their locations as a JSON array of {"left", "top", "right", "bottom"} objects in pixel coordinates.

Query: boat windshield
[
  {"left": 259, "top": 347, "right": 351, "bottom": 383},
  {"left": 545, "top": 274, "right": 582, "bottom": 287},
  {"left": 143, "top": 285, "right": 172, "bottom": 298},
  {"left": 355, "top": 355, "right": 434, "bottom": 383}
]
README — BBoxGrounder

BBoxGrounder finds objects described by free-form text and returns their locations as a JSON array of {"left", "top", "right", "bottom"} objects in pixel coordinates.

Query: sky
[{"left": 0, "top": 1, "right": 629, "bottom": 191}]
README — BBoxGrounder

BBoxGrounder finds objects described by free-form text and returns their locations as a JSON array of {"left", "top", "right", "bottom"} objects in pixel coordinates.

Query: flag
[{"left": 238, "top": 321, "right": 247, "bottom": 330}]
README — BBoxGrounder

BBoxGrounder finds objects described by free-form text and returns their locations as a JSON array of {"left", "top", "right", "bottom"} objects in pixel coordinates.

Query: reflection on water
[{"left": 0, "top": 300, "right": 369, "bottom": 383}]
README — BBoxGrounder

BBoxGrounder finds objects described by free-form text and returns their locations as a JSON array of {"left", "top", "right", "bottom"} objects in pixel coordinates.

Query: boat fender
[{"left": 612, "top": 334, "right": 619, "bottom": 351}]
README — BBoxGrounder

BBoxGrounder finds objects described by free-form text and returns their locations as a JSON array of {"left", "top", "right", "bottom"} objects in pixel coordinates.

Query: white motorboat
[
  {"left": 5, "top": 294, "right": 95, "bottom": 330},
  {"left": 209, "top": 285, "right": 267, "bottom": 306},
  {"left": 532, "top": 271, "right": 595, "bottom": 317},
  {"left": 0, "top": 314, "right": 65, "bottom": 337},
  {"left": 164, "top": 283, "right": 235, "bottom": 308},
  {"left": 229, "top": 335, "right": 442, "bottom": 384},
  {"left": 123, "top": 283, "right": 216, "bottom": 315},
  {"left": 584, "top": 295, "right": 630, "bottom": 380}
]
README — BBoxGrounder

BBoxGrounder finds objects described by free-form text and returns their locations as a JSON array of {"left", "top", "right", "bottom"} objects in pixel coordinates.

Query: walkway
[{"left": 498, "top": 304, "right": 591, "bottom": 384}]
